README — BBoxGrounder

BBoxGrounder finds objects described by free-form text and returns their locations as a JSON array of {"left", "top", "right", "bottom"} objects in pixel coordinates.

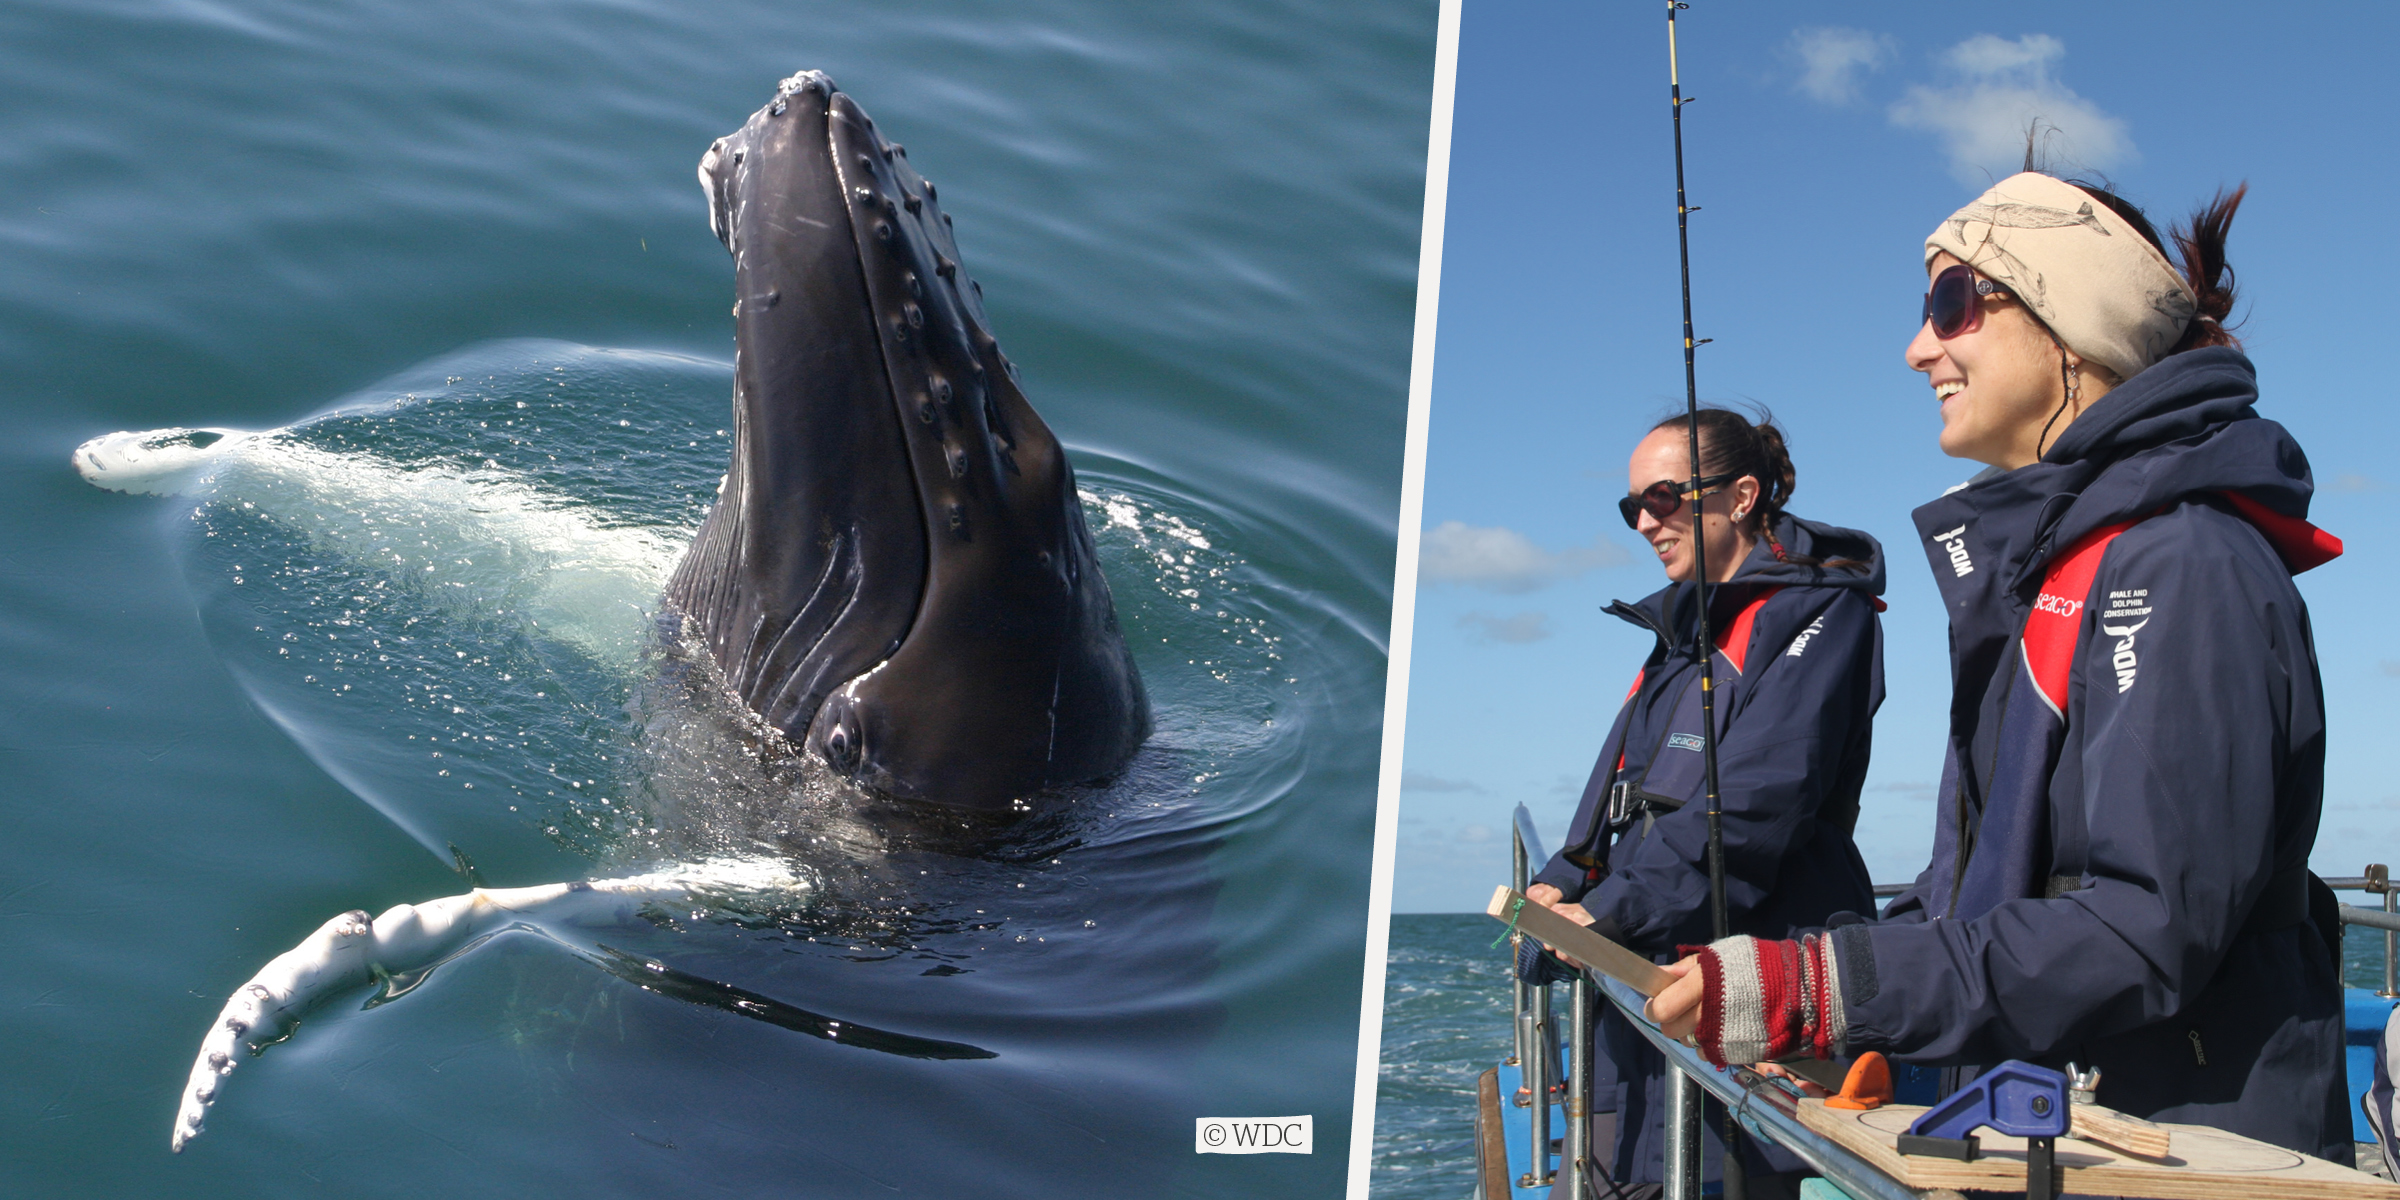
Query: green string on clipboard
[{"left": 1490, "top": 894, "right": 1526, "bottom": 949}]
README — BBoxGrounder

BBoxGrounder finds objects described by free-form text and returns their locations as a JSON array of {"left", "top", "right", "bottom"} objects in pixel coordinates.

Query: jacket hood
[
  {"left": 1734, "top": 513, "right": 1887, "bottom": 595},
  {"left": 1913, "top": 347, "right": 2327, "bottom": 594},
  {"left": 1616, "top": 513, "right": 1885, "bottom": 651}
]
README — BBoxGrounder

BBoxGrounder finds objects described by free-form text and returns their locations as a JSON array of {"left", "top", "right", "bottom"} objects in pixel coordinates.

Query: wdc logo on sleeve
[
  {"left": 2101, "top": 588, "right": 2152, "bottom": 693},
  {"left": 1930, "top": 523, "right": 1974, "bottom": 577}
]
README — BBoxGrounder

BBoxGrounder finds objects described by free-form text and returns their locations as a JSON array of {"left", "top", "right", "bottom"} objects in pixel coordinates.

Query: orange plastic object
[{"left": 1824, "top": 1051, "right": 1893, "bottom": 1111}]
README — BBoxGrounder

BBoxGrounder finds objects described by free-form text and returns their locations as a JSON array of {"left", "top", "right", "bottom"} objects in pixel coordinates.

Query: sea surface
[
  {"left": 0, "top": 2, "right": 1437, "bottom": 1196},
  {"left": 1368, "top": 915, "right": 2400, "bottom": 1199}
]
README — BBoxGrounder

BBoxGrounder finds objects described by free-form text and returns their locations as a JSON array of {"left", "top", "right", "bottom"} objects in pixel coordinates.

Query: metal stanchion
[
  {"left": 2382, "top": 866, "right": 2397, "bottom": 999},
  {"left": 1662, "top": 1058, "right": 1703, "bottom": 1200},
  {"left": 1564, "top": 972, "right": 1594, "bottom": 1198},
  {"left": 1512, "top": 833, "right": 1531, "bottom": 1073},
  {"left": 1526, "top": 981, "right": 1554, "bottom": 1188},
  {"left": 1511, "top": 811, "right": 1558, "bottom": 1189}
]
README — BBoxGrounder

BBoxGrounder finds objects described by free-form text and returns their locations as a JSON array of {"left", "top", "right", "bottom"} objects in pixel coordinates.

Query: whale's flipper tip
[{"left": 73, "top": 427, "right": 254, "bottom": 496}]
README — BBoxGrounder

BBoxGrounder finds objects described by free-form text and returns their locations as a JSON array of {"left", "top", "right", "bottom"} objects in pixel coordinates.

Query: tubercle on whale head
[{"left": 666, "top": 71, "right": 1148, "bottom": 816}]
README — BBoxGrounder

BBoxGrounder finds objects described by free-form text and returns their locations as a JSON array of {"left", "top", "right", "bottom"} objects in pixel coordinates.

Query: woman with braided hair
[
  {"left": 1524, "top": 406, "right": 1885, "bottom": 1197},
  {"left": 1645, "top": 173, "right": 2352, "bottom": 1162}
]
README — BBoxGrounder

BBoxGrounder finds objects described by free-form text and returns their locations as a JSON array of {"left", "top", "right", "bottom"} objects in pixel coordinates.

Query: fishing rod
[
  {"left": 1667, "top": 5, "right": 1745, "bottom": 1198},
  {"left": 1665, "top": 1, "right": 1727, "bottom": 948}
]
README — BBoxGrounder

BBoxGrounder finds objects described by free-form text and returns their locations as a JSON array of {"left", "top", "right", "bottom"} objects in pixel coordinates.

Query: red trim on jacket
[
  {"left": 2023, "top": 520, "right": 2137, "bottom": 718},
  {"left": 2220, "top": 491, "right": 2343, "bottom": 573},
  {"left": 1714, "top": 586, "right": 1782, "bottom": 675}
]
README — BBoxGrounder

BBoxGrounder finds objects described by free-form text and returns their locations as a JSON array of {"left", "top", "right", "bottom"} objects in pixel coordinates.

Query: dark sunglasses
[
  {"left": 1921, "top": 264, "right": 2011, "bottom": 339},
  {"left": 1618, "top": 472, "right": 1736, "bottom": 530}
]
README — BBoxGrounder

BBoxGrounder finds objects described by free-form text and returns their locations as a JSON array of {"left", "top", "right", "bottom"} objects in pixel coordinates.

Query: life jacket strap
[{"left": 2238, "top": 864, "right": 2313, "bottom": 934}]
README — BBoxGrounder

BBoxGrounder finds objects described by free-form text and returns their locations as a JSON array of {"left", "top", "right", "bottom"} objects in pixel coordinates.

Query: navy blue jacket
[
  {"left": 1534, "top": 514, "right": 1883, "bottom": 948},
  {"left": 1836, "top": 348, "right": 2347, "bottom": 1161},
  {"left": 1533, "top": 515, "right": 1884, "bottom": 1186}
]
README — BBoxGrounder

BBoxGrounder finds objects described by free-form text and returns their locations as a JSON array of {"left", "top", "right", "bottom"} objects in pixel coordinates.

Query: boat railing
[{"left": 1497, "top": 804, "right": 2400, "bottom": 1198}]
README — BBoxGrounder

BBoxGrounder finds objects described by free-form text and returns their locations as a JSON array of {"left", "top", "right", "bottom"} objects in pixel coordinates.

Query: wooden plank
[
  {"left": 1475, "top": 1067, "right": 1511, "bottom": 1200},
  {"left": 1795, "top": 1098, "right": 2400, "bottom": 1200},
  {"left": 1485, "top": 885, "right": 1674, "bottom": 996},
  {"left": 2074, "top": 1102, "right": 2174, "bottom": 1159},
  {"left": 1485, "top": 886, "right": 1848, "bottom": 1092}
]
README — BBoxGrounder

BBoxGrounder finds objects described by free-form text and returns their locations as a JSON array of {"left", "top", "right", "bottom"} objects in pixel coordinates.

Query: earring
[
  {"left": 1733, "top": 508, "right": 1748, "bottom": 521},
  {"left": 2065, "top": 359, "right": 2081, "bottom": 403}
]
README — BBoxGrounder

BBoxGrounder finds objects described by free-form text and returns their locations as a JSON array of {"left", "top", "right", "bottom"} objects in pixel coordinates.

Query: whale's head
[{"left": 666, "top": 72, "right": 1148, "bottom": 815}]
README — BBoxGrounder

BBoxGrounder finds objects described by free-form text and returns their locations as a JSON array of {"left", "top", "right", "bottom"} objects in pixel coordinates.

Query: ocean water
[
  {"left": 0, "top": 2, "right": 1437, "bottom": 1196},
  {"left": 1367, "top": 916, "right": 2400, "bottom": 1199}
]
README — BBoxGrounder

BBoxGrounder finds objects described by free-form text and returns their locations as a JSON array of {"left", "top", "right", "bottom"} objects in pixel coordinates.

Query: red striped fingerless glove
[{"left": 1685, "top": 933, "right": 1846, "bottom": 1068}]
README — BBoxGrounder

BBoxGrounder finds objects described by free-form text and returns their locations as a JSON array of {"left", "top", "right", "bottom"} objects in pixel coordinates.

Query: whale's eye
[{"left": 824, "top": 723, "right": 860, "bottom": 772}]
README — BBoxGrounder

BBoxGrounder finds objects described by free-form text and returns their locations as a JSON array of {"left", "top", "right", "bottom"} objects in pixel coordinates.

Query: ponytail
[
  {"left": 2167, "top": 185, "right": 2245, "bottom": 353},
  {"left": 1646, "top": 407, "right": 1863, "bottom": 573}
]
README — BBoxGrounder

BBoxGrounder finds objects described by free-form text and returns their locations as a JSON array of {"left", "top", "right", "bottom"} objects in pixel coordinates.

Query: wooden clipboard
[{"left": 1487, "top": 885, "right": 1675, "bottom": 994}]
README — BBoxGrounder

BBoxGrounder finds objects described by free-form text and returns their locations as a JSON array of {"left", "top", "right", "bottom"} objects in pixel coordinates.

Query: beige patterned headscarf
[{"left": 1925, "top": 172, "right": 2197, "bottom": 381}]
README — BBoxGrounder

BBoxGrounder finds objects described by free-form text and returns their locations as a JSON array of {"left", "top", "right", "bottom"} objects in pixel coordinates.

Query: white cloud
[
  {"left": 1790, "top": 27, "right": 1896, "bottom": 105},
  {"left": 1401, "top": 769, "right": 1484, "bottom": 794},
  {"left": 1867, "top": 780, "right": 1938, "bottom": 800},
  {"left": 2331, "top": 474, "right": 2385, "bottom": 493},
  {"left": 1889, "top": 34, "right": 2133, "bottom": 186},
  {"left": 1458, "top": 610, "right": 1553, "bottom": 645},
  {"left": 1419, "top": 520, "right": 1626, "bottom": 593}
]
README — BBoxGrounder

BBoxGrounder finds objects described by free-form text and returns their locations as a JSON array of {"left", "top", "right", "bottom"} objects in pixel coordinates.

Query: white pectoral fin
[
  {"left": 170, "top": 886, "right": 592, "bottom": 1151},
  {"left": 169, "top": 860, "right": 799, "bottom": 1150},
  {"left": 174, "top": 906, "right": 382, "bottom": 1151}
]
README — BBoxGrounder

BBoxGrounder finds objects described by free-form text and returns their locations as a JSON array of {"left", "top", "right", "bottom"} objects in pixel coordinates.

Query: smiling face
[
  {"left": 1624, "top": 427, "right": 1758, "bottom": 584},
  {"left": 1905, "top": 252, "right": 2100, "bottom": 470}
]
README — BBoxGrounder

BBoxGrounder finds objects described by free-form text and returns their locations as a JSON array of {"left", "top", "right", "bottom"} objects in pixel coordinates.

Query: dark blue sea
[{"left": 0, "top": 2, "right": 1437, "bottom": 1195}]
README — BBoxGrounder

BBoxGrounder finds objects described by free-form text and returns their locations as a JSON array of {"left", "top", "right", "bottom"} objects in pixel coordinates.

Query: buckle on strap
[
  {"left": 1606, "top": 782, "right": 1686, "bottom": 831},
  {"left": 1606, "top": 780, "right": 1637, "bottom": 830}
]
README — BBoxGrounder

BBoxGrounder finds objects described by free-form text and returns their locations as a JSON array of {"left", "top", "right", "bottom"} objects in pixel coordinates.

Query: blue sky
[{"left": 1393, "top": 1, "right": 2400, "bottom": 912}]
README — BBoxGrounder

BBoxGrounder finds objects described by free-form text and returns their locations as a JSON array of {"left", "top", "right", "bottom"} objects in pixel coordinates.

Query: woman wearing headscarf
[
  {"left": 1646, "top": 173, "right": 2349, "bottom": 1161},
  {"left": 1526, "top": 407, "right": 1884, "bottom": 1196}
]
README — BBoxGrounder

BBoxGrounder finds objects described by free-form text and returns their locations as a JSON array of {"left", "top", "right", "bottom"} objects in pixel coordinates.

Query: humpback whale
[
  {"left": 670, "top": 69, "right": 1147, "bottom": 812},
  {"left": 121, "top": 71, "right": 1153, "bottom": 1150}
]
